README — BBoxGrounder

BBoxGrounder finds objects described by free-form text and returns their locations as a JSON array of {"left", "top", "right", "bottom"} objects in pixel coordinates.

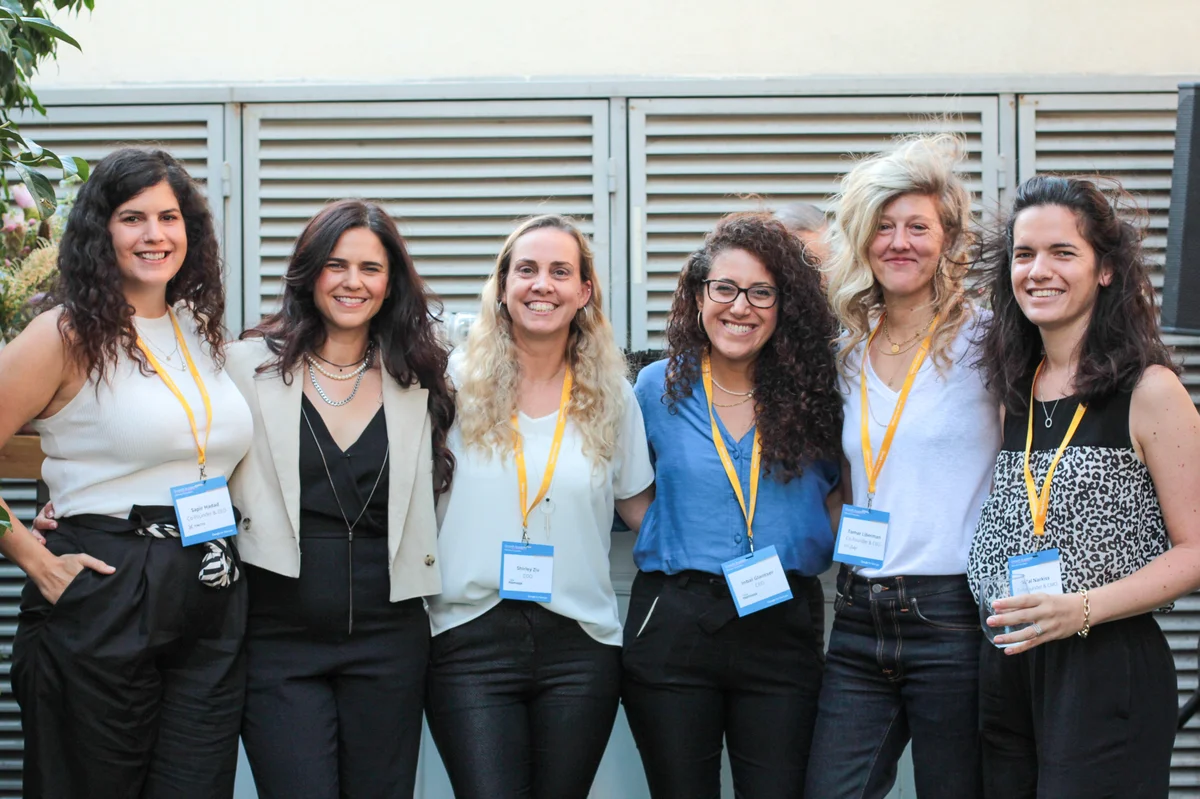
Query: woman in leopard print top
[{"left": 969, "top": 175, "right": 1200, "bottom": 798}]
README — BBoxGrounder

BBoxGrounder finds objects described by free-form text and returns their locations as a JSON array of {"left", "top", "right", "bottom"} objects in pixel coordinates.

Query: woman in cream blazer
[{"left": 228, "top": 199, "right": 455, "bottom": 799}]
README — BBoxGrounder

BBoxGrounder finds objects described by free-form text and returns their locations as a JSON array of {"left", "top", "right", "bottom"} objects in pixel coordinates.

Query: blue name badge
[
  {"left": 721, "top": 544, "right": 793, "bottom": 617},
  {"left": 170, "top": 475, "right": 238, "bottom": 546},
  {"left": 833, "top": 505, "right": 890, "bottom": 569},
  {"left": 498, "top": 541, "right": 555, "bottom": 603},
  {"left": 1007, "top": 549, "right": 1065, "bottom": 596}
]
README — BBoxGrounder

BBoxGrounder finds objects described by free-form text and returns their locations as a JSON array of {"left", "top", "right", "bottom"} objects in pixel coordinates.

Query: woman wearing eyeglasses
[{"left": 621, "top": 212, "right": 843, "bottom": 798}]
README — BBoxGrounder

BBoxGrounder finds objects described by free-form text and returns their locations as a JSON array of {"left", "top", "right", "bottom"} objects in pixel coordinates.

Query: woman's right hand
[
  {"left": 30, "top": 500, "right": 57, "bottom": 545},
  {"left": 32, "top": 551, "right": 115, "bottom": 605}
]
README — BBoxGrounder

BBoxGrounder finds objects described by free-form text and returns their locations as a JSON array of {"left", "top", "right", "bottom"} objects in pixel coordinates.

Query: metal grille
[
  {"left": 241, "top": 100, "right": 612, "bottom": 325},
  {"left": 627, "top": 95, "right": 1002, "bottom": 349}
]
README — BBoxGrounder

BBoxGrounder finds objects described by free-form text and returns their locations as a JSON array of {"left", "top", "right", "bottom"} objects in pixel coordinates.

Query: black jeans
[
  {"left": 241, "top": 554, "right": 430, "bottom": 799},
  {"left": 11, "top": 517, "right": 247, "bottom": 799},
  {"left": 621, "top": 569, "right": 825, "bottom": 799},
  {"left": 980, "top": 613, "right": 1176, "bottom": 799},
  {"left": 805, "top": 567, "right": 983, "bottom": 799},
  {"left": 425, "top": 601, "right": 622, "bottom": 799}
]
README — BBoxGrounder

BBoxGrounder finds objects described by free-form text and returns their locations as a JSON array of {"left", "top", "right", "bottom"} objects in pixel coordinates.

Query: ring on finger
[{"left": 1032, "top": 622, "right": 1044, "bottom": 637}]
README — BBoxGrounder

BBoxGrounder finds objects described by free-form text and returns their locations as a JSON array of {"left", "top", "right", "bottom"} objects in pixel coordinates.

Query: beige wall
[{"left": 34, "top": 0, "right": 1200, "bottom": 87}]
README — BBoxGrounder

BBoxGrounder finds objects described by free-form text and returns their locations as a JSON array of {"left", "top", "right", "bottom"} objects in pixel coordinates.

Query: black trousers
[
  {"left": 240, "top": 536, "right": 430, "bottom": 799},
  {"left": 11, "top": 517, "right": 247, "bottom": 799},
  {"left": 425, "top": 601, "right": 622, "bottom": 799},
  {"left": 979, "top": 613, "right": 1177, "bottom": 799},
  {"left": 621, "top": 569, "right": 825, "bottom": 799}
]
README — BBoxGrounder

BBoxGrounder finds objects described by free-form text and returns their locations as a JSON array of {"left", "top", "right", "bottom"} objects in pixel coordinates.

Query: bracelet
[{"left": 1077, "top": 588, "right": 1091, "bottom": 638}]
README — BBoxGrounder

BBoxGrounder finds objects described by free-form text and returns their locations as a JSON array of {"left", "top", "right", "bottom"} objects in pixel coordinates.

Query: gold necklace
[
  {"left": 712, "top": 395, "right": 753, "bottom": 408},
  {"left": 882, "top": 313, "right": 935, "bottom": 354}
]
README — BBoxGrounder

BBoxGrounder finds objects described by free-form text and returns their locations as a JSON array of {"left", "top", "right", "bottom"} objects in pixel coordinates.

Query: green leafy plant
[{"left": 0, "top": 0, "right": 93, "bottom": 217}]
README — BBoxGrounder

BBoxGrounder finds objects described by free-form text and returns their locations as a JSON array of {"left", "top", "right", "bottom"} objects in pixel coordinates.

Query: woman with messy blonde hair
[
  {"left": 806, "top": 134, "right": 1000, "bottom": 799},
  {"left": 426, "top": 214, "right": 655, "bottom": 799}
]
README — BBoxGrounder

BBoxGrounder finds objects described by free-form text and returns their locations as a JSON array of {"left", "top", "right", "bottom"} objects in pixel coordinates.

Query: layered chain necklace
[
  {"left": 882, "top": 313, "right": 936, "bottom": 355},
  {"left": 305, "top": 344, "right": 374, "bottom": 407}
]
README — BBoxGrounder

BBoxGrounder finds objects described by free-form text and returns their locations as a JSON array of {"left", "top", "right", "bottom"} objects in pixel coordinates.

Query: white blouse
[
  {"left": 428, "top": 377, "right": 654, "bottom": 646},
  {"left": 33, "top": 307, "right": 253, "bottom": 518}
]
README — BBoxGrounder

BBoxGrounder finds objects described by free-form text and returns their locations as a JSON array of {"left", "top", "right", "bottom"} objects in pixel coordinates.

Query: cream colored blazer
[{"left": 224, "top": 338, "right": 441, "bottom": 602}]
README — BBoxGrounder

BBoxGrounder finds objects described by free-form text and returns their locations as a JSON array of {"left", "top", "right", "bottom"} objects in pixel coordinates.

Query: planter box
[{"left": 0, "top": 434, "right": 43, "bottom": 481}]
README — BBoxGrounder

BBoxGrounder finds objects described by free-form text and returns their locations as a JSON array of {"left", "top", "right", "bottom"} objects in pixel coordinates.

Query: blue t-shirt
[{"left": 632, "top": 358, "right": 839, "bottom": 577}]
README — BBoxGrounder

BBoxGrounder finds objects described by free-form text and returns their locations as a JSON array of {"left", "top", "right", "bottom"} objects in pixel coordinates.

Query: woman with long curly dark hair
[
  {"left": 224, "top": 199, "right": 454, "bottom": 797},
  {"left": 806, "top": 135, "right": 999, "bottom": 799},
  {"left": 969, "top": 176, "right": 1200, "bottom": 798},
  {"left": 622, "top": 211, "right": 842, "bottom": 798},
  {"left": 0, "top": 147, "right": 253, "bottom": 797}
]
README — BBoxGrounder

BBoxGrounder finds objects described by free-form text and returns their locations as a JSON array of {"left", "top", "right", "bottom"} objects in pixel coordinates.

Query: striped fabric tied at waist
[
  {"left": 132, "top": 519, "right": 241, "bottom": 588},
  {"left": 126, "top": 505, "right": 242, "bottom": 589}
]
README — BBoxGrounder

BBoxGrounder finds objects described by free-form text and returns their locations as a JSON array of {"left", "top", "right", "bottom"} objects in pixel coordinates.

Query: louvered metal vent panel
[
  {"left": 1018, "top": 92, "right": 1200, "bottom": 797},
  {"left": 242, "top": 101, "right": 611, "bottom": 325},
  {"left": 628, "top": 96, "right": 1001, "bottom": 349},
  {"left": 12, "top": 104, "right": 226, "bottom": 238}
]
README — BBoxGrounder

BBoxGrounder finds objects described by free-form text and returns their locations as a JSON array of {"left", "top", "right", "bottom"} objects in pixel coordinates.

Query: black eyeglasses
[{"left": 702, "top": 279, "right": 779, "bottom": 309}]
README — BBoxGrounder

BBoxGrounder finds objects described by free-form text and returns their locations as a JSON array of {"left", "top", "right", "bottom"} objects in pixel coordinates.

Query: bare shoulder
[
  {"left": 1130, "top": 365, "right": 1199, "bottom": 456},
  {"left": 1132, "top": 365, "right": 1192, "bottom": 411}
]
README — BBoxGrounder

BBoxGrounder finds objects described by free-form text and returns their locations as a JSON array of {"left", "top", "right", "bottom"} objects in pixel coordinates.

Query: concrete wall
[{"left": 35, "top": 0, "right": 1200, "bottom": 88}]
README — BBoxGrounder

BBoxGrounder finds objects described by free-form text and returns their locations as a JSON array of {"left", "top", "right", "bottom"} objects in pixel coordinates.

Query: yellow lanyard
[
  {"left": 1023, "top": 359, "right": 1087, "bottom": 537},
  {"left": 860, "top": 314, "right": 938, "bottom": 509},
  {"left": 701, "top": 352, "right": 761, "bottom": 551},
  {"left": 513, "top": 368, "right": 573, "bottom": 544},
  {"left": 134, "top": 309, "right": 213, "bottom": 480}
]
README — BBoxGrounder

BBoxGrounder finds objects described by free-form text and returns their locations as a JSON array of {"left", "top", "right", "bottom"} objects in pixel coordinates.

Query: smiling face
[
  {"left": 502, "top": 226, "right": 593, "bottom": 342},
  {"left": 313, "top": 226, "right": 391, "bottom": 335},
  {"left": 1011, "top": 204, "right": 1111, "bottom": 335},
  {"left": 867, "top": 192, "right": 945, "bottom": 305},
  {"left": 699, "top": 248, "right": 778, "bottom": 366},
  {"left": 107, "top": 180, "right": 188, "bottom": 297}
]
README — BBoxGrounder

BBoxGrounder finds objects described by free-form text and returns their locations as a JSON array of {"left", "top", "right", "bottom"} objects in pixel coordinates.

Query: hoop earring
[{"left": 697, "top": 308, "right": 706, "bottom": 337}]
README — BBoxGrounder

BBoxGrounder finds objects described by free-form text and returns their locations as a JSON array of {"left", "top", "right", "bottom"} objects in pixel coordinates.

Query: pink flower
[
  {"left": 12, "top": 184, "right": 34, "bottom": 210},
  {"left": 2, "top": 211, "right": 23, "bottom": 233}
]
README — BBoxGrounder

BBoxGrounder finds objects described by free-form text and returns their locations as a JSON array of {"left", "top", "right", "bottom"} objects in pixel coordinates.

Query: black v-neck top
[{"left": 299, "top": 395, "right": 389, "bottom": 539}]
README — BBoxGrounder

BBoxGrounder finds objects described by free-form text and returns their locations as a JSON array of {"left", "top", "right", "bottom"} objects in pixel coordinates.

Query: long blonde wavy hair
[
  {"left": 824, "top": 133, "right": 976, "bottom": 373},
  {"left": 455, "top": 215, "right": 628, "bottom": 466}
]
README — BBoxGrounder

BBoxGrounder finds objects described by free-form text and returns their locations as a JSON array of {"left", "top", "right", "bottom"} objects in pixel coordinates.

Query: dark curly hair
[
  {"left": 663, "top": 212, "right": 843, "bottom": 481},
  {"left": 244, "top": 199, "right": 456, "bottom": 495},
  {"left": 978, "top": 175, "right": 1177, "bottom": 415},
  {"left": 54, "top": 147, "right": 226, "bottom": 381}
]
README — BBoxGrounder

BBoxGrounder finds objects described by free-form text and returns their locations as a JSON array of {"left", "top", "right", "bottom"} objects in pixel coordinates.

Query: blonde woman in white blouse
[{"left": 425, "top": 214, "right": 654, "bottom": 799}]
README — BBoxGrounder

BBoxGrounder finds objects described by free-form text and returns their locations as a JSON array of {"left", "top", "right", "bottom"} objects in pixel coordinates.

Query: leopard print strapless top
[{"left": 967, "top": 388, "right": 1168, "bottom": 602}]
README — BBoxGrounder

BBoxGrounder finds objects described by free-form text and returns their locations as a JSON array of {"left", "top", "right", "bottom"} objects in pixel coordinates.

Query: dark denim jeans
[{"left": 805, "top": 566, "right": 983, "bottom": 799}]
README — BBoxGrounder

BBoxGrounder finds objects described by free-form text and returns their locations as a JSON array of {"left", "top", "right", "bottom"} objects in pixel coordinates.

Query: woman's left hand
[{"left": 987, "top": 591, "right": 1086, "bottom": 654}]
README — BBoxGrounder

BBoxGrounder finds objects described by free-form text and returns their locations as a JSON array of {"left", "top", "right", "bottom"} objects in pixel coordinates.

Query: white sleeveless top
[
  {"left": 32, "top": 307, "right": 253, "bottom": 518},
  {"left": 839, "top": 309, "right": 1001, "bottom": 577}
]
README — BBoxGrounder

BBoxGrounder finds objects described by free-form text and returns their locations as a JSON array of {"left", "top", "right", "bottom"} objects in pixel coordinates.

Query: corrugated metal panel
[
  {"left": 1, "top": 104, "right": 226, "bottom": 799},
  {"left": 627, "top": 96, "right": 1002, "bottom": 349},
  {"left": 1018, "top": 92, "right": 1200, "bottom": 797},
  {"left": 241, "top": 100, "right": 613, "bottom": 328}
]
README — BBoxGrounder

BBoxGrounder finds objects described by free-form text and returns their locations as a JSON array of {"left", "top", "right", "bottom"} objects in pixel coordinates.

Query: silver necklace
[
  {"left": 306, "top": 346, "right": 372, "bottom": 382},
  {"left": 301, "top": 404, "right": 389, "bottom": 634},
  {"left": 1041, "top": 397, "right": 1062, "bottom": 429},
  {"left": 309, "top": 360, "right": 367, "bottom": 406}
]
